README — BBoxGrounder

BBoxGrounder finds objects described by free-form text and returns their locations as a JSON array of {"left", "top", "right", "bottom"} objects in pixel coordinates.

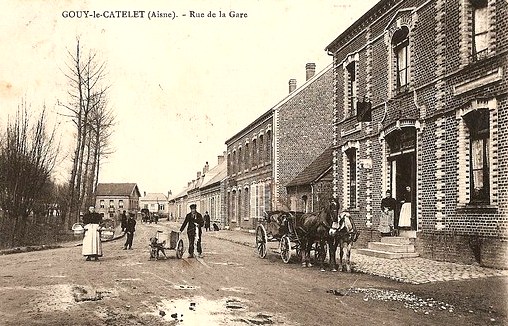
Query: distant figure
[
  {"left": 204, "top": 211, "right": 211, "bottom": 232},
  {"left": 379, "top": 190, "right": 397, "bottom": 236},
  {"left": 213, "top": 223, "right": 220, "bottom": 231},
  {"left": 82, "top": 206, "right": 103, "bottom": 261},
  {"left": 124, "top": 213, "right": 136, "bottom": 250},
  {"left": 120, "top": 210, "right": 127, "bottom": 233},
  {"left": 398, "top": 186, "right": 412, "bottom": 229},
  {"left": 180, "top": 204, "right": 204, "bottom": 258}
]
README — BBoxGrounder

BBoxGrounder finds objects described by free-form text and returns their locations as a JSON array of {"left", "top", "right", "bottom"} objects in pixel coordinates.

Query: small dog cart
[{"left": 149, "top": 230, "right": 184, "bottom": 260}]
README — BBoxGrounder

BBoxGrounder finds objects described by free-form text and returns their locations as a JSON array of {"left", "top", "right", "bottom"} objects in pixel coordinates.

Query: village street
[{"left": 0, "top": 220, "right": 506, "bottom": 326}]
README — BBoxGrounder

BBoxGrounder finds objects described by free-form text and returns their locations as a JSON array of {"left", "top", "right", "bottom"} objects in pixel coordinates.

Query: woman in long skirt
[
  {"left": 398, "top": 186, "right": 412, "bottom": 228},
  {"left": 82, "top": 207, "right": 103, "bottom": 261}
]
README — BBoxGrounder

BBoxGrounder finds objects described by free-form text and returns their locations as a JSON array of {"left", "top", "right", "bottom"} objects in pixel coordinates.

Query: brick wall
[
  {"left": 276, "top": 67, "right": 334, "bottom": 205},
  {"left": 328, "top": 0, "right": 508, "bottom": 269}
]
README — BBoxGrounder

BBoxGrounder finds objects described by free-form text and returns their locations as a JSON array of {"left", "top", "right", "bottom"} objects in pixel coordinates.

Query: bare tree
[
  {"left": 0, "top": 102, "right": 59, "bottom": 246},
  {"left": 59, "top": 38, "right": 113, "bottom": 228}
]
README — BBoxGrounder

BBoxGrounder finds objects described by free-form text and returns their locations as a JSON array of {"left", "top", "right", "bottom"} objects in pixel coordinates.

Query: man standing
[
  {"left": 203, "top": 211, "right": 211, "bottom": 232},
  {"left": 124, "top": 212, "right": 136, "bottom": 250},
  {"left": 120, "top": 210, "right": 127, "bottom": 233},
  {"left": 180, "top": 204, "right": 204, "bottom": 258},
  {"left": 379, "top": 190, "right": 397, "bottom": 236}
]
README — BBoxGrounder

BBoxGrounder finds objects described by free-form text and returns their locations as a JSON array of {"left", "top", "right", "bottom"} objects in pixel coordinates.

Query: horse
[
  {"left": 297, "top": 200, "right": 336, "bottom": 271},
  {"left": 328, "top": 211, "right": 359, "bottom": 272}
]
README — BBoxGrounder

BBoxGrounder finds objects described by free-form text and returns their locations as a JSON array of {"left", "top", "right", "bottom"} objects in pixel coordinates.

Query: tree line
[{"left": 0, "top": 39, "right": 115, "bottom": 247}]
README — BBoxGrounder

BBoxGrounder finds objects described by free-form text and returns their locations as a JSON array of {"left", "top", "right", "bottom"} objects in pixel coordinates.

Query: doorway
[{"left": 386, "top": 127, "right": 417, "bottom": 230}]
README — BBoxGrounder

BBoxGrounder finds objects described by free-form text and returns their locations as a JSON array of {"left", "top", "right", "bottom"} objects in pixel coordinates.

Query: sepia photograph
[{"left": 0, "top": 0, "right": 507, "bottom": 325}]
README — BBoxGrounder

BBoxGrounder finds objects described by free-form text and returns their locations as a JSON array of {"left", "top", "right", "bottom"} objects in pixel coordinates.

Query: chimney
[
  {"left": 144, "top": 191, "right": 146, "bottom": 197},
  {"left": 187, "top": 181, "right": 191, "bottom": 187},
  {"left": 197, "top": 171, "right": 202, "bottom": 179},
  {"left": 306, "top": 63, "right": 316, "bottom": 81},
  {"left": 289, "top": 79, "right": 297, "bottom": 93},
  {"left": 218, "top": 154, "right": 224, "bottom": 165},
  {"left": 203, "top": 161, "right": 209, "bottom": 174}
]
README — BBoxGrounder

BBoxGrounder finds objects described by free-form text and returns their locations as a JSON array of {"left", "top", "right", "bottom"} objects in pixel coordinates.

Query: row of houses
[{"left": 109, "top": 0, "right": 506, "bottom": 269}]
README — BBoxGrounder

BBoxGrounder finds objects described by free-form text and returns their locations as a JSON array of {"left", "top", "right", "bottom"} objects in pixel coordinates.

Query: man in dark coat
[
  {"left": 123, "top": 213, "right": 136, "bottom": 250},
  {"left": 120, "top": 210, "right": 127, "bottom": 233},
  {"left": 180, "top": 204, "right": 204, "bottom": 258},
  {"left": 203, "top": 211, "right": 211, "bottom": 232}
]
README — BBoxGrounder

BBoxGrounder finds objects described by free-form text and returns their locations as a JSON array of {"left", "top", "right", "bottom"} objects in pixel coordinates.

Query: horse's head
[{"left": 338, "top": 212, "right": 354, "bottom": 232}]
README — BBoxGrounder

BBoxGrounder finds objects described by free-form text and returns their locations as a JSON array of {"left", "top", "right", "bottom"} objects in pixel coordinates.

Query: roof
[
  {"left": 201, "top": 161, "right": 227, "bottom": 189},
  {"left": 96, "top": 183, "right": 141, "bottom": 197},
  {"left": 286, "top": 147, "right": 333, "bottom": 187},
  {"left": 140, "top": 193, "right": 168, "bottom": 202},
  {"left": 325, "top": 0, "right": 387, "bottom": 52}
]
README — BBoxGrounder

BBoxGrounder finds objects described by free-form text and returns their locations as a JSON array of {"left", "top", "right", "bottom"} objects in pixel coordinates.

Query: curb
[{"left": 209, "top": 233, "right": 255, "bottom": 248}]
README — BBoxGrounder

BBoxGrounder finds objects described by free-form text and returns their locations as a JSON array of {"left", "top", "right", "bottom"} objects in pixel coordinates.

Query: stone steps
[
  {"left": 356, "top": 248, "right": 420, "bottom": 259},
  {"left": 357, "top": 235, "right": 419, "bottom": 259}
]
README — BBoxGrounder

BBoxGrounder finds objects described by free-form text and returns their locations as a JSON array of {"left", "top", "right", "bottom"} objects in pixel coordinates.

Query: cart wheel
[
  {"left": 176, "top": 239, "right": 184, "bottom": 259},
  {"left": 256, "top": 225, "right": 268, "bottom": 258},
  {"left": 280, "top": 236, "right": 291, "bottom": 263}
]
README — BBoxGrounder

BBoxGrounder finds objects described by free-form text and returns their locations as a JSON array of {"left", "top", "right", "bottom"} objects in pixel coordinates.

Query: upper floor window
[
  {"left": 109, "top": 200, "right": 114, "bottom": 208},
  {"left": 238, "top": 147, "right": 243, "bottom": 173},
  {"left": 244, "top": 143, "right": 250, "bottom": 169},
  {"left": 265, "top": 130, "right": 272, "bottom": 161},
  {"left": 464, "top": 108, "right": 490, "bottom": 203},
  {"left": 232, "top": 150, "right": 237, "bottom": 174},
  {"left": 100, "top": 200, "right": 105, "bottom": 209},
  {"left": 392, "top": 26, "right": 410, "bottom": 92},
  {"left": 252, "top": 139, "right": 257, "bottom": 166},
  {"left": 472, "top": 0, "right": 488, "bottom": 61},
  {"left": 346, "top": 62, "right": 357, "bottom": 116},
  {"left": 259, "top": 135, "right": 264, "bottom": 163},
  {"left": 118, "top": 200, "right": 124, "bottom": 208}
]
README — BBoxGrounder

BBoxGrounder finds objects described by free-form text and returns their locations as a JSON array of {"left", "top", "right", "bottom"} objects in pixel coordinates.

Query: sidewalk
[{"left": 208, "top": 228, "right": 508, "bottom": 284}]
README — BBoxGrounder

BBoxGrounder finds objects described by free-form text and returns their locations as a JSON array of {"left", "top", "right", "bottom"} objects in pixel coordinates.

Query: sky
[{"left": 0, "top": 0, "right": 378, "bottom": 195}]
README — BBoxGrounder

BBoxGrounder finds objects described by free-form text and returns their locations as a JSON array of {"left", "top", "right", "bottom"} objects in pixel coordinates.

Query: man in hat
[
  {"left": 180, "top": 203, "right": 204, "bottom": 258},
  {"left": 123, "top": 212, "right": 136, "bottom": 250}
]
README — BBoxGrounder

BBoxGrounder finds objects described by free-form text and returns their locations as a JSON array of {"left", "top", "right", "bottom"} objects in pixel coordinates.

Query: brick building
[
  {"left": 200, "top": 156, "right": 227, "bottom": 228},
  {"left": 225, "top": 110, "right": 273, "bottom": 230},
  {"left": 225, "top": 63, "right": 334, "bottom": 229},
  {"left": 95, "top": 183, "right": 141, "bottom": 220},
  {"left": 286, "top": 147, "right": 333, "bottom": 213},
  {"left": 326, "top": 0, "right": 507, "bottom": 268}
]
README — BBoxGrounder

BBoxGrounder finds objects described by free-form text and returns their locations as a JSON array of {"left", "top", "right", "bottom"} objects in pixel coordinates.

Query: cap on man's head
[{"left": 190, "top": 204, "right": 197, "bottom": 209}]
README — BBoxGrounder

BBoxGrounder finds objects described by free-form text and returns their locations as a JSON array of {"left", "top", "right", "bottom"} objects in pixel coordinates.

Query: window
[
  {"left": 158, "top": 204, "right": 165, "bottom": 211},
  {"left": 464, "top": 108, "right": 490, "bottom": 203},
  {"left": 100, "top": 200, "right": 105, "bottom": 209},
  {"left": 266, "top": 131, "right": 271, "bottom": 161},
  {"left": 346, "top": 62, "right": 357, "bottom": 116},
  {"left": 392, "top": 26, "right": 410, "bottom": 92},
  {"left": 232, "top": 150, "right": 237, "bottom": 174},
  {"left": 109, "top": 200, "right": 114, "bottom": 208},
  {"left": 346, "top": 148, "right": 357, "bottom": 208},
  {"left": 259, "top": 135, "right": 264, "bottom": 163},
  {"left": 244, "top": 143, "right": 249, "bottom": 169},
  {"left": 118, "top": 200, "right": 124, "bottom": 208},
  {"left": 238, "top": 147, "right": 242, "bottom": 173},
  {"left": 472, "top": 0, "right": 488, "bottom": 60},
  {"left": 252, "top": 139, "right": 257, "bottom": 166}
]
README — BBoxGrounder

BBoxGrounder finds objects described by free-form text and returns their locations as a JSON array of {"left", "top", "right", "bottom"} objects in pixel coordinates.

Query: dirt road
[{"left": 0, "top": 221, "right": 506, "bottom": 325}]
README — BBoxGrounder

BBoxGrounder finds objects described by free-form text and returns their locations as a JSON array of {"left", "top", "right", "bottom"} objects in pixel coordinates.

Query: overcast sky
[{"left": 0, "top": 0, "right": 377, "bottom": 195}]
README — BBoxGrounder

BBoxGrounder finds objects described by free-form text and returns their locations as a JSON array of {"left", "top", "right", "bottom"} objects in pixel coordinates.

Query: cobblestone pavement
[{"left": 207, "top": 229, "right": 508, "bottom": 284}]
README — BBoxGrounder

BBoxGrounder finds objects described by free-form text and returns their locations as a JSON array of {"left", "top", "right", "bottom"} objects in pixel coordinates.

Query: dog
[{"left": 149, "top": 237, "right": 167, "bottom": 260}]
